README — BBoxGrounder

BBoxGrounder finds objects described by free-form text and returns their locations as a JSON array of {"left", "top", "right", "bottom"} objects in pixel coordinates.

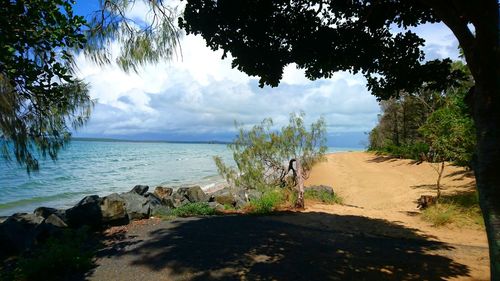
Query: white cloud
[{"left": 74, "top": 33, "right": 383, "bottom": 140}]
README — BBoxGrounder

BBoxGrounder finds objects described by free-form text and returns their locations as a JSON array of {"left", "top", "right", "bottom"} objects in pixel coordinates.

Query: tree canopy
[
  {"left": 179, "top": 0, "right": 465, "bottom": 97},
  {"left": 0, "top": 0, "right": 181, "bottom": 172},
  {"left": 0, "top": 0, "right": 92, "bottom": 172}
]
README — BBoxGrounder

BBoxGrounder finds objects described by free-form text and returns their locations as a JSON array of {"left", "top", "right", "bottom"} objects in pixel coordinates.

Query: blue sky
[{"left": 72, "top": 1, "right": 460, "bottom": 147}]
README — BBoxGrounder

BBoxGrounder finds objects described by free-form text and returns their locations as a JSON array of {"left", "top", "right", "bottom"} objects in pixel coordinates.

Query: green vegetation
[
  {"left": 421, "top": 192, "right": 484, "bottom": 228},
  {"left": 154, "top": 203, "right": 217, "bottom": 219},
  {"left": 304, "top": 189, "right": 343, "bottom": 205},
  {"left": 248, "top": 189, "right": 285, "bottom": 215},
  {"left": 215, "top": 113, "right": 327, "bottom": 208},
  {"left": 1, "top": 228, "right": 95, "bottom": 281},
  {"left": 368, "top": 62, "right": 475, "bottom": 168}
]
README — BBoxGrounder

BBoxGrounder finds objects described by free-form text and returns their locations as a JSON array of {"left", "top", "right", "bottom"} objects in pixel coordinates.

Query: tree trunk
[
  {"left": 472, "top": 83, "right": 500, "bottom": 280},
  {"left": 436, "top": 161, "right": 445, "bottom": 200},
  {"left": 295, "top": 159, "right": 305, "bottom": 209}
]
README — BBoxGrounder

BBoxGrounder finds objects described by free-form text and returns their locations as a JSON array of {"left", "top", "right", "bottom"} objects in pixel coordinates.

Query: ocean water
[{"left": 0, "top": 140, "right": 361, "bottom": 216}]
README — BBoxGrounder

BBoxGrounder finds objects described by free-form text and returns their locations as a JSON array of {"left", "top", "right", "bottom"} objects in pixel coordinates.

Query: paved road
[{"left": 86, "top": 212, "right": 485, "bottom": 281}]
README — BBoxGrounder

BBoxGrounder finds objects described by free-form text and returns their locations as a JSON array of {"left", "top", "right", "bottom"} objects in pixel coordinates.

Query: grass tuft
[
  {"left": 248, "top": 189, "right": 284, "bottom": 214},
  {"left": 155, "top": 202, "right": 217, "bottom": 219},
  {"left": 421, "top": 191, "right": 484, "bottom": 228},
  {"left": 304, "top": 189, "right": 343, "bottom": 204}
]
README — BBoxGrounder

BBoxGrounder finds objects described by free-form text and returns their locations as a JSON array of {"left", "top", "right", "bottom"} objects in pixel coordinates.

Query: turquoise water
[{"left": 0, "top": 140, "right": 361, "bottom": 216}]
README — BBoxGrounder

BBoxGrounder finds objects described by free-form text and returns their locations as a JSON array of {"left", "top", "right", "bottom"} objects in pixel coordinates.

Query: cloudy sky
[{"left": 73, "top": 2, "right": 460, "bottom": 147}]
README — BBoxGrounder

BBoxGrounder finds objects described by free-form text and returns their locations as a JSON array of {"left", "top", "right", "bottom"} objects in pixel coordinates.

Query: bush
[
  {"left": 248, "top": 189, "right": 284, "bottom": 214},
  {"left": 304, "top": 189, "right": 343, "bottom": 204},
  {"left": 169, "top": 203, "right": 217, "bottom": 217}
]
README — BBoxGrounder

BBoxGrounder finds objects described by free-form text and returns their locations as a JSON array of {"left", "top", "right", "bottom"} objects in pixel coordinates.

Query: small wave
[{"left": 0, "top": 191, "right": 88, "bottom": 211}]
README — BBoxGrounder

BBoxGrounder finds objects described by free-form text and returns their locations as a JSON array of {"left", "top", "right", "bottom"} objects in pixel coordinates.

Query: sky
[{"left": 72, "top": 1, "right": 460, "bottom": 147}]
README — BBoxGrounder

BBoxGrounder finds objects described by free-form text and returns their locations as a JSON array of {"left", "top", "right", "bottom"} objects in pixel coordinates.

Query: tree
[
  {"left": 0, "top": 0, "right": 180, "bottom": 172},
  {"left": 0, "top": 0, "right": 92, "bottom": 172},
  {"left": 178, "top": 1, "right": 500, "bottom": 278},
  {"left": 214, "top": 113, "right": 327, "bottom": 208}
]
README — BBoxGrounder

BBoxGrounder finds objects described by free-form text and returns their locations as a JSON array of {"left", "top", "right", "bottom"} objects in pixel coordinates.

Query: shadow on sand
[{"left": 89, "top": 211, "right": 471, "bottom": 281}]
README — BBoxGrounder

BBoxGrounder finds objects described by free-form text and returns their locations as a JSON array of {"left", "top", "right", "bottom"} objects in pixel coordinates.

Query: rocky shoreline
[{"left": 0, "top": 184, "right": 262, "bottom": 257}]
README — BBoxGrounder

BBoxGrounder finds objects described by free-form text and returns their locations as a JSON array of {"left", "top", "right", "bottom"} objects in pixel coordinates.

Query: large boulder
[
  {"left": 120, "top": 192, "right": 150, "bottom": 220},
  {"left": 100, "top": 193, "right": 129, "bottom": 225},
  {"left": 176, "top": 186, "right": 208, "bottom": 203},
  {"left": 0, "top": 213, "right": 44, "bottom": 256},
  {"left": 154, "top": 186, "right": 173, "bottom": 200},
  {"left": 130, "top": 185, "right": 149, "bottom": 196},
  {"left": 144, "top": 192, "right": 168, "bottom": 215},
  {"left": 65, "top": 195, "right": 103, "bottom": 228}
]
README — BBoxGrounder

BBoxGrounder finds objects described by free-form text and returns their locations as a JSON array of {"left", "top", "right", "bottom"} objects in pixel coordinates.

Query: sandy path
[{"left": 305, "top": 151, "right": 489, "bottom": 280}]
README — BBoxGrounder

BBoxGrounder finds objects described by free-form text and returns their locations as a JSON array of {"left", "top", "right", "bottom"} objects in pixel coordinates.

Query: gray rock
[
  {"left": 65, "top": 195, "right": 103, "bottom": 228},
  {"left": 176, "top": 186, "right": 208, "bottom": 203},
  {"left": 0, "top": 213, "right": 44, "bottom": 255},
  {"left": 145, "top": 192, "right": 167, "bottom": 214},
  {"left": 154, "top": 186, "right": 173, "bottom": 199},
  {"left": 34, "top": 207, "right": 67, "bottom": 222},
  {"left": 161, "top": 197, "right": 177, "bottom": 209},
  {"left": 44, "top": 214, "right": 68, "bottom": 228},
  {"left": 213, "top": 194, "right": 236, "bottom": 206},
  {"left": 120, "top": 192, "right": 150, "bottom": 220},
  {"left": 208, "top": 202, "right": 224, "bottom": 211},
  {"left": 305, "top": 185, "right": 335, "bottom": 196},
  {"left": 172, "top": 192, "right": 190, "bottom": 208},
  {"left": 130, "top": 185, "right": 149, "bottom": 196},
  {"left": 100, "top": 193, "right": 128, "bottom": 225}
]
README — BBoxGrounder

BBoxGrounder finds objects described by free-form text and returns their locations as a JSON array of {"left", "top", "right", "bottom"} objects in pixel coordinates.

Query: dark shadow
[
  {"left": 89, "top": 212, "right": 471, "bottom": 281},
  {"left": 366, "top": 155, "right": 400, "bottom": 163},
  {"left": 410, "top": 184, "right": 446, "bottom": 191},
  {"left": 445, "top": 170, "right": 475, "bottom": 181}
]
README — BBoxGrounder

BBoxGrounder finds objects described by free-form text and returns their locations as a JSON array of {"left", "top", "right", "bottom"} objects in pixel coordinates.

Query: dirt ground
[{"left": 305, "top": 151, "right": 489, "bottom": 280}]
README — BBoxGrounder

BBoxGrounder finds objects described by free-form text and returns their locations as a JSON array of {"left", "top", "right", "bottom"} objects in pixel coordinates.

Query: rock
[
  {"left": 208, "top": 202, "right": 224, "bottom": 212},
  {"left": 213, "top": 194, "right": 236, "bottom": 206},
  {"left": 161, "top": 197, "right": 177, "bottom": 209},
  {"left": 0, "top": 213, "right": 44, "bottom": 255},
  {"left": 34, "top": 207, "right": 67, "bottom": 222},
  {"left": 305, "top": 185, "right": 335, "bottom": 196},
  {"left": 34, "top": 207, "right": 57, "bottom": 218},
  {"left": 172, "top": 192, "right": 189, "bottom": 208},
  {"left": 65, "top": 195, "right": 103, "bottom": 228},
  {"left": 44, "top": 214, "right": 68, "bottom": 228},
  {"left": 100, "top": 193, "right": 129, "bottom": 225},
  {"left": 130, "top": 185, "right": 149, "bottom": 196},
  {"left": 176, "top": 186, "right": 208, "bottom": 203},
  {"left": 154, "top": 186, "right": 173, "bottom": 199},
  {"left": 145, "top": 192, "right": 167, "bottom": 214},
  {"left": 120, "top": 192, "right": 150, "bottom": 220}
]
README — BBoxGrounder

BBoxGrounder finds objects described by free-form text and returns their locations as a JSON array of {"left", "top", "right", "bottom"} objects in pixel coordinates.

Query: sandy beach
[{"left": 304, "top": 151, "right": 489, "bottom": 279}]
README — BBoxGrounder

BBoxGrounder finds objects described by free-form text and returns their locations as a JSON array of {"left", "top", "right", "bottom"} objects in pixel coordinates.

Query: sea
[{"left": 0, "top": 140, "right": 362, "bottom": 216}]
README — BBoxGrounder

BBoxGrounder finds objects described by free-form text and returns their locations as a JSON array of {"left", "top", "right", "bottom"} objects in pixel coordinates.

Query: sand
[{"left": 304, "top": 151, "right": 489, "bottom": 280}]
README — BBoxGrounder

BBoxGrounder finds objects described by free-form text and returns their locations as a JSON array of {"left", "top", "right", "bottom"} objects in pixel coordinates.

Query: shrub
[
  {"left": 170, "top": 203, "right": 217, "bottom": 217},
  {"left": 248, "top": 189, "right": 284, "bottom": 214},
  {"left": 304, "top": 189, "right": 343, "bottom": 204}
]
